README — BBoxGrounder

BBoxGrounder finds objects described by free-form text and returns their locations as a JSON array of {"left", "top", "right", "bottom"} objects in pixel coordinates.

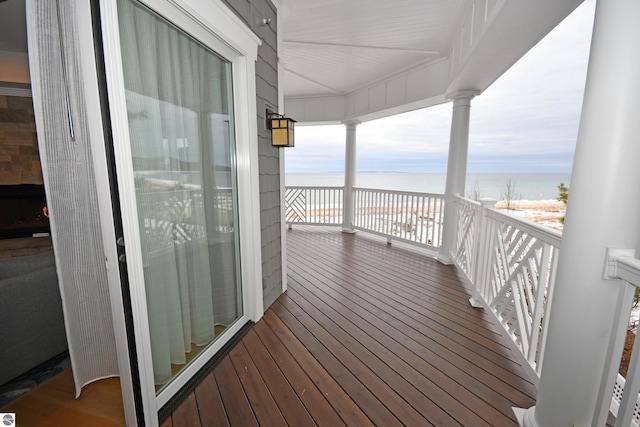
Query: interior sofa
[{"left": 0, "top": 250, "right": 68, "bottom": 386}]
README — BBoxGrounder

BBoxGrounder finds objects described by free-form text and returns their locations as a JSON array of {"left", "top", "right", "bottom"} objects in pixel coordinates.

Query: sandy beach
[
  {"left": 287, "top": 197, "right": 567, "bottom": 233},
  {"left": 494, "top": 199, "right": 566, "bottom": 231}
]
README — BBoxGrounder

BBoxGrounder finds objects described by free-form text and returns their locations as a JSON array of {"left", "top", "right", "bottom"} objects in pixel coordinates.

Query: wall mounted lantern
[{"left": 267, "top": 109, "right": 296, "bottom": 147}]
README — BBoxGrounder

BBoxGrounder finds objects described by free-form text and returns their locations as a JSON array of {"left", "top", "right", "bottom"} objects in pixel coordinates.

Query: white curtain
[{"left": 117, "top": 0, "right": 241, "bottom": 386}]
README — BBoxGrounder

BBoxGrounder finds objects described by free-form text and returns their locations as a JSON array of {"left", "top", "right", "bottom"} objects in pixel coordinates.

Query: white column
[
  {"left": 342, "top": 121, "right": 359, "bottom": 233},
  {"left": 277, "top": 4, "right": 288, "bottom": 292},
  {"left": 517, "top": 1, "right": 640, "bottom": 425},
  {"left": 437, "top": 90, "right": 479, "bottom": 264}
]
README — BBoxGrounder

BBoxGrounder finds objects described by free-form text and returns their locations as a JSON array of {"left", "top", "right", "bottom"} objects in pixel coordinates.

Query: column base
[
  {"left": 436, "top": 254, "right": 453, "bottom": 265},
  {"left": 469, "top": 297, "right": 483, "bottom": 308},
  {"left": 341, "top": 227, "right": 357, "bottom": 234},
  {"left": 513, "top": 406, "right": 538, "bottom": 427}
]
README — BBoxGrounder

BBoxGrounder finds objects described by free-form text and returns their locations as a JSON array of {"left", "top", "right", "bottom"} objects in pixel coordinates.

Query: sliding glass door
[
  {"left": 116, "top": 0, "right": 242, "bottom": 391},
  {"left": 99, "top": 0, "right": 262, "bottom": 421}
]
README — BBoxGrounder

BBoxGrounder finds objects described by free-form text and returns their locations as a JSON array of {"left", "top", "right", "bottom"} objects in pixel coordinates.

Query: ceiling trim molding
[
  {"left": 285, "top": 55, "right": 451, "bottom": 125},
  {"left": 284, "top": 66, "right": 343, "bottom": 94},
  {"left": 284, "top": 40, "right": 440, "bottom": 56}
]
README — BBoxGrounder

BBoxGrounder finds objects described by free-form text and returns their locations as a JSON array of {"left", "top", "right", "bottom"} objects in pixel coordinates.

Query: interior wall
[
  {"left": 222, "top": 0, "right": 283, "bottom": 309},
  {"left": 0, "top": 94, "right": 42, "bottom": 185},
  {"left": 0, "top": 52, "right": 30, "bottom": 84}
]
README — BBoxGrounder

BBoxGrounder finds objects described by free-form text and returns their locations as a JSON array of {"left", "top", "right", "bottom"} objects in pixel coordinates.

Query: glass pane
[{"left": 117, "top": 0, "right": 242, "bottom": 391}]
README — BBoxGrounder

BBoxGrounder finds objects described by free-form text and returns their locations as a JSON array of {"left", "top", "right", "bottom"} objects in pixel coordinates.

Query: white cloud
[
  {"left": 286, "top": 0, "right": 596, "bottom": 174},
  {"left": 469, "top": 0, "right": 595, "bottom": 162}
]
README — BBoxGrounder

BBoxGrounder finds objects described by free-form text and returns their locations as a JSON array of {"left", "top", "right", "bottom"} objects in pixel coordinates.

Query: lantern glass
[{"left": 270, "top": 117, "right": 295, "bottom": 147}]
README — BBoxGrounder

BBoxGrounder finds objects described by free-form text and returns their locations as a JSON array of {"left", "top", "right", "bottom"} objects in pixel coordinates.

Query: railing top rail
[
  {"left": 486, "top": 206, "right": 562, "bottom": 247},
  {"left": 615, "top": 256, "right": 640, "bottom": 288},
  {"left": 285, "top": 186, "right": 344, "bottom": 191},
  {"left": 353, "top": 186, "right": 444, "bottom": 199},
  {"left": 453, "top": 194, "right": 482, "bottom": 207}
]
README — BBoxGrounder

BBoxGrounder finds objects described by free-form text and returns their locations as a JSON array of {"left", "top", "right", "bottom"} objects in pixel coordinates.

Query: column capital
[
  {"left": 342, "top": 120, "right": 361, "bottom": 127},
  {"left": 446, "top": 89, "right": 481, "bottom": 102}
]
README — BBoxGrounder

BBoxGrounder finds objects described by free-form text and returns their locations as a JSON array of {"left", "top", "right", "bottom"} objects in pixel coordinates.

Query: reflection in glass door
[{"left": 116, "top": 0, "right": 242, "bottom": 391}]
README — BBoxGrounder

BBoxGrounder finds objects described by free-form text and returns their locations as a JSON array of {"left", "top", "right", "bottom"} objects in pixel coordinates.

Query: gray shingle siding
[{"left": 223, "top": 0, "right": 282, "bottom": 310}]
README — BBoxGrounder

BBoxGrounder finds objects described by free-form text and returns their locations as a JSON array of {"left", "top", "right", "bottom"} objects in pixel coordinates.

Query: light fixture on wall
[{"left": 267, "top": 109, "right": 296, "bottom": 147}]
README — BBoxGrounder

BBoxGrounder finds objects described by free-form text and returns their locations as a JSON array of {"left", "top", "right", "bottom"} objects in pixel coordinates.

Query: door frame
[{"left": 83, "top": 0, "right": 264, "bottom": 424}]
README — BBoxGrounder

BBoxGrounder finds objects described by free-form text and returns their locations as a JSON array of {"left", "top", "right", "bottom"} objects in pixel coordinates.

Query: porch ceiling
[
  {"left": 281, "top": 0, "right": 585, "bottom": 124},
  {"left": 0, "top": 0, "right": 586, "bottom": 123},
  {"left": 282, "top": 0, "right": 463, "bottom": 97}
]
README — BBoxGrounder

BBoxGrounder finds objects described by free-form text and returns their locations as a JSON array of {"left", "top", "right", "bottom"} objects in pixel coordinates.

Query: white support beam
[
  {"left": 437, "top": 90, "right": 479, "bottom": 265},
  {"left": 342, "top": 121, "right": 359, "bottom": 233},
  {"left": 278, "top": 0, "right": 288, "bottom": 294},
  {"left": 518, "top": 0, "right": 640, "bottom": 425}
]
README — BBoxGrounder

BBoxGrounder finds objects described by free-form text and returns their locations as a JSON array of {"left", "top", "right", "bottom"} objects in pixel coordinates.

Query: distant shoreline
[{"left": 286, "top": 172, "right": 572, "bottom": 202}]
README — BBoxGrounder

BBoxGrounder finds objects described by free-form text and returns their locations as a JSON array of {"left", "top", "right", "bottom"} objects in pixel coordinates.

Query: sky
[{"left": 285, "top": 0, "right": 596, "bottom": 174}]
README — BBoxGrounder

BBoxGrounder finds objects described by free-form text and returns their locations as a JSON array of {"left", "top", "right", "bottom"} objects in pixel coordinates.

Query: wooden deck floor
[
  {"left": 164, "top": 225, "right": 538, "bottom": 426},
  {"left": 3, "top": 226, "right": 621, "bottom": 426}
]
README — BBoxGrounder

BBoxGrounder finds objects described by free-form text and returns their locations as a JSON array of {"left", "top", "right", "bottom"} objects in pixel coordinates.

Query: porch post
[
  {"left": 437, "top": 90, "right": 479, "bottom": 264},
  {"left": 342, "top": 121, "right": 359, "bottom": 233},
  {"left": 516, "top": 0, "right": 640, "bottom": 425}
]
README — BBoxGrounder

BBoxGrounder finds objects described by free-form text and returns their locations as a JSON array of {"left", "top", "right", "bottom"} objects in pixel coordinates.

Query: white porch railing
[
  {"left": 285, "top": 186, "right": 444, "bottom": 248},
  {"left": 594, "top": 255, "right": 640, "bottom": 427},
  {"left": 450, "top": 196, "right": 483, "bottom": 283},
  {"left": 451, "top": 196, "right": 561, "bottom": 382},
  {"left": 284, "top": 186, "right": 344, "bottom": 226},
  {"left": 353, "top": 187, "right": 444, "bottom": 249},
  {"left": 451, "top": 196, "right": 640, "bottom": 426}
]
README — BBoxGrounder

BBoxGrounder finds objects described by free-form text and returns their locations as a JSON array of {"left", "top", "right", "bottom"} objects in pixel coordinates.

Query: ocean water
[{"left": 286, "top": 172, "right": 572, "bottom": 201}]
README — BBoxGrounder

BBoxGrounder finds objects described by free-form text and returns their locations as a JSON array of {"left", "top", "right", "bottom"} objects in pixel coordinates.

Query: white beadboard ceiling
[
  {"left": 281, "top": 0, "right": 585, "bottom": 123},
  {"left": 0, "top": 0, "right": 585, "bottom": 123},
  {"left": 282, "top": 0, "right": 466, "bottom": 98}
]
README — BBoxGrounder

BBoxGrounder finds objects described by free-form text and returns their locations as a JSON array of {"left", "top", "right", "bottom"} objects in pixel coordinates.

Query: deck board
[
  {"left": 164, "top": 225, "right": 538, "bottom": 426},
  {"left": 251, "top": 318, "right": 350, "bottom": 427},
  {"left": 227, "top": 338, "right": 289, "bottom": 427},
  {"left": 239, "top": 331, "right": 315, "bottom": 426},
  {"left": 194, "top": 373, "right": 229, "bottom": 426},
  {"left": 260, "top": 308, "right": 376, "bottom": 427},
  {"left": 287, "top": 236, "right": 529, "bottom": 377},
  {"left": 213, "top": 357, "right": 259, "bottom": 426},
  {"left": 287, "top": 279, "right": 518, "bottom": 425}
]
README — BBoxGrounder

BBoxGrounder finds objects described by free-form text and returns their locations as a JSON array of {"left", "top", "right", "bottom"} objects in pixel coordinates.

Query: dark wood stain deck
[
  {"left": 4, "top": 226, "right": 621, "bottom": 426},
  {"left": 165, "top": 225, "right": 538, "bottom": 426}
]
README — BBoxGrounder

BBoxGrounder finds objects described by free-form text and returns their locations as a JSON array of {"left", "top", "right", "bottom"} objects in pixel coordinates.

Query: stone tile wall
[{"left": 0, "top": 95, "right": 42, "bottom": 185}]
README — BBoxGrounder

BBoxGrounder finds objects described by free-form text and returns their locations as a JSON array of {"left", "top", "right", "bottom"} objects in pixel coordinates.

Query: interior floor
[{"left": 1, "top": 369, "right": 125, "bottom": 426}]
